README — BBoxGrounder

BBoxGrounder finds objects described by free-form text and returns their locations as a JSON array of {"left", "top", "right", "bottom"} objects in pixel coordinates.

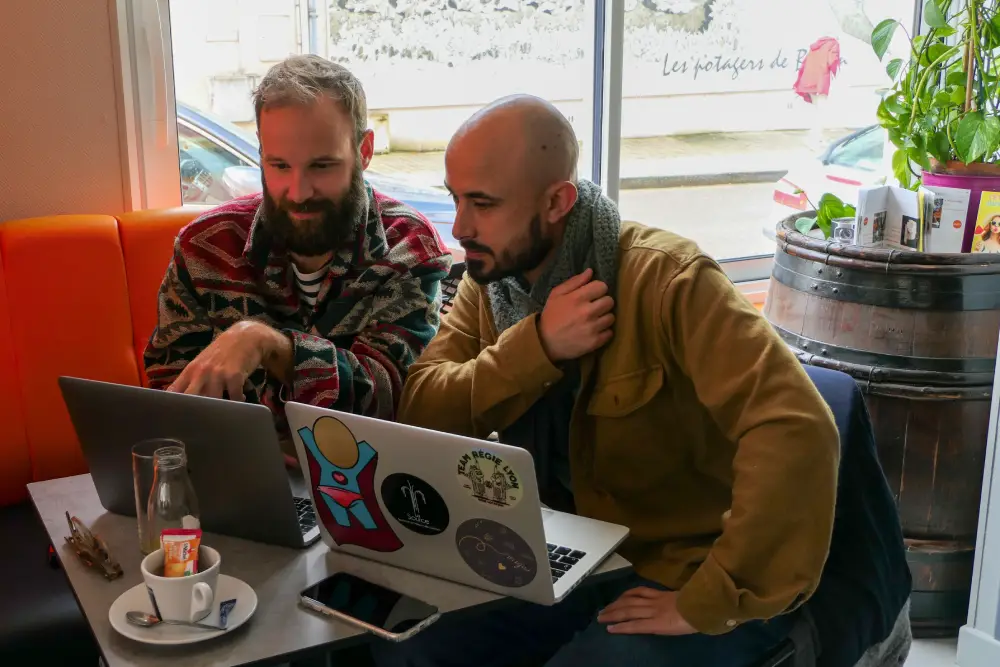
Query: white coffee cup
[{"left": 140, "top": 545, "right": 220, "bottom": 623}]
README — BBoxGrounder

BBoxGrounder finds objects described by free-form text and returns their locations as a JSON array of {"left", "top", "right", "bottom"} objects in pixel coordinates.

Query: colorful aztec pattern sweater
[{"left": 143, "top": 187, "right": 452, "bottom": 431}]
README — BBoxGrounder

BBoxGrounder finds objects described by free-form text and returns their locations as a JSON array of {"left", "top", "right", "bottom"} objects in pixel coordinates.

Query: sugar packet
[{"left": 161, "top": 528, "right": 202, "bottom": 577}]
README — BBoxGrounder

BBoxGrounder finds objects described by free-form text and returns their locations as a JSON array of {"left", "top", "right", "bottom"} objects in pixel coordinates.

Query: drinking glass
[{"left": 133, "top": 438, "right": 185, "bottom": 554}]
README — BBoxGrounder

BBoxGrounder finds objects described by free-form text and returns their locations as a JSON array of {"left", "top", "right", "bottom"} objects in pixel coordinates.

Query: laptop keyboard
[
  {"left": 440, "top": 276, "right": 459, "bottom": 317},
  {"left": 294, "top": 497, "right": 317, "bottom": 534},
  {"left": 547, "top": 543, "right": 587, "bottom": 584}
]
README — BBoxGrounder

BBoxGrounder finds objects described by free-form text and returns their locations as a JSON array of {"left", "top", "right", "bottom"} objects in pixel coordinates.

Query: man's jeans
[{"left": 370, "top": 573, "right": 798, "bottom": 667}]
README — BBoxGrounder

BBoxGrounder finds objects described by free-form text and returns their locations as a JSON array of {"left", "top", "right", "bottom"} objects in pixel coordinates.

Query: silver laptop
[
  {"left": 285, "top": 401, "right": 630, "bottom": 605},
  {"left": 58, "top": 376, "right": 320, "bottom": 549}
]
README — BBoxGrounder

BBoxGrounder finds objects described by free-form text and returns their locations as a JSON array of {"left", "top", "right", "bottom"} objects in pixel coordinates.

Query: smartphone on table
[{"left": 299, "top": 572, "right": 441, "bottom": 642}]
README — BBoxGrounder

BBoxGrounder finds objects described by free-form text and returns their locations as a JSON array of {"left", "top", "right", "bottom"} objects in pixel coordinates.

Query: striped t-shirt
[{"left": 292, "top": 261, "right": 331, "bottom": 307}]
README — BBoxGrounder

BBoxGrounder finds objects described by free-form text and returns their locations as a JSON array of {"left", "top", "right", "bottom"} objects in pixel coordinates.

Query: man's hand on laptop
[{"left": 168, "top": 321, "right": 293, "bottom": 400}]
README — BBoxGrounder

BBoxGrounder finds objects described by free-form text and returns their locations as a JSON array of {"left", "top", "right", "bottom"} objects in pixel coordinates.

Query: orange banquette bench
[
  {"left": 0, "top": 206, "right": 208, "bottom": 661},
  {"left": 0, "top": 206, "right": 762, "bottom": 660}
]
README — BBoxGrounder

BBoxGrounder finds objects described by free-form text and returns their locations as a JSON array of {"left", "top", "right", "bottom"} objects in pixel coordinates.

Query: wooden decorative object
[{"left": 765, "top": 213, "right": 1000, "bottom": 636}]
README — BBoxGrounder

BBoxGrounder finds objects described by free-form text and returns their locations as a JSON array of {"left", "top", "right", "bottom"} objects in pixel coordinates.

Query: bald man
[{"left": 375, "top": 96, "right": 840, "bottom": 667}]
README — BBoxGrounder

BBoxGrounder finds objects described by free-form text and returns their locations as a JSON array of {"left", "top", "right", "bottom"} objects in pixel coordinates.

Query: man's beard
[
  {"left": 261, "top": 160, "right": 367, "bottom": 257},
  {"left": 462, "top": 214, "right": 553, "bottom": 284}
]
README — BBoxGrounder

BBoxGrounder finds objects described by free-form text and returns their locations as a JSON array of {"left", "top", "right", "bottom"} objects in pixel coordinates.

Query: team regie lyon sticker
[{"left": 456, "top": 449, "right": 522, "bottom": 509}]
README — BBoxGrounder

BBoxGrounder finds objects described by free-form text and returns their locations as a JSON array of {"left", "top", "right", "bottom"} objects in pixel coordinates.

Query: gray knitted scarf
[{"left": 487, "top": 179, "right": 621, "bottom": 333}]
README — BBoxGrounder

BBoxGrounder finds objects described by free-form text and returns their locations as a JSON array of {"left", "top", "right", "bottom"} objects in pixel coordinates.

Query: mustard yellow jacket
[{"left": 399, "top": 222, "right": 839, "bottom": 634}]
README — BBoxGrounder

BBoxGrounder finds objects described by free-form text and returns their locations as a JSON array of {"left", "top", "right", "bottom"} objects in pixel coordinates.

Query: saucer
[{"left": 109, "top": 574, "right": 258, "bottom": 645}]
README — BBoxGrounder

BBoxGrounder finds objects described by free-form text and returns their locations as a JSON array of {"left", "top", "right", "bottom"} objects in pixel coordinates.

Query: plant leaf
[
  {"left": 885, "top": 96, "right": 908, "bottom": 115},
  {"left": 908, "top": 145, "right": 932, "bottom": 171},
  {"left": 876, "top": 99, "right": 892, "bottom": 122},
  {"left": 892, "top": 148, "right": 913, "bottom": 188},
  {"left": 886, "top": 58, "right": 904, "bottom": 80},
  {"left": 816, "top": 193, "right": 836, "bottom": 229},
  {"left": 935, "top": 25, "right": 956, "bottom": 37},
  {"left": 816, "top": 193, "right": 852, "bottom": 239},
  {"left": 924, "top": 0, "right": 948, "bottom": 29},
  {"left": 951, "top": 86, "right": 967, "bottom": 105},
  {"left": 934, "top": 91, "right": 951, "bottom": 107},
  {"left": 795, "top": 216, "right": 818, "bottom": 235},
  {"left": 921, "top": 112, "right": 939, "bottom": 133},
  {"left": 872, "top": 19, "right": 899, "bottom": 60},
  {"left": 925, "top": 43, "right": 949, "bottom": 65},
  {"left": 815, "top": 217, "right": 833, "bottom": 239},
  {"left": 956, "top": 111, "right": 991, "bottom": 163},
  {"left": 888, "top": 126, "right": 904, "bottom": 148},
  {"left": 932, "top": 131, "right": 952, "bottom": 161},
  {"left": 986, "top": 117, "right": 1000, "bottom": 161},
  {"left": 947, "top": 71, "right": 966, "bottom": 86}
]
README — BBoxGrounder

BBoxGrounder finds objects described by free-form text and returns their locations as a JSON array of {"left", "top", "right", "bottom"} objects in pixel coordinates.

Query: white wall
[{"left": 0, "top": 0, "right": 128, "bottom": 222}]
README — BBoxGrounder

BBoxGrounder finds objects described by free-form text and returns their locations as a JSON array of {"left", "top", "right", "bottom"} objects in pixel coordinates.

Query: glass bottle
[{"left": 146, "top": 445, "right": 201, "bottom": 548}]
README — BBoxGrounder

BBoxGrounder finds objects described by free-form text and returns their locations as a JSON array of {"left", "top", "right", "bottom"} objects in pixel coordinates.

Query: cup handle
[{"left": 190, "top": 582, "right": 214, "bottom": 622}]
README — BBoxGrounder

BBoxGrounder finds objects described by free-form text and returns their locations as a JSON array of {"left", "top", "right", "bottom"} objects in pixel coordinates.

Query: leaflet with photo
[
  {"left": 854, "top": 184, "right": 969, "bottom": 252},
  {"left": 971, "top": 191, "right": 1000, "bottom": 254}
]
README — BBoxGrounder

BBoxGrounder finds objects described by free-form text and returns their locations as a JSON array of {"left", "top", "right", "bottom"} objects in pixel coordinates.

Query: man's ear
[
  {"left": 545, "top": 181, "right": 578, "bottom": 224},
  {"left": 359, "top": 129, "right": 375, "bottom": 170}
]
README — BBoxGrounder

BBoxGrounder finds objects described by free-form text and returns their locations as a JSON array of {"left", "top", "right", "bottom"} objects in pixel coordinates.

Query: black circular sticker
[
  {"left": 455, "top": 518, "right": 537, "bottom": 588},
  {"left": 380, "top": 473, "right": 450, "bottom": 536}
]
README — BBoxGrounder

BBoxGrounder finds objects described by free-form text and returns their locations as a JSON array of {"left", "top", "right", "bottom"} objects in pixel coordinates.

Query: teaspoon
[{"left": 126, "top": 611, "right": 223, "bottom": 631}]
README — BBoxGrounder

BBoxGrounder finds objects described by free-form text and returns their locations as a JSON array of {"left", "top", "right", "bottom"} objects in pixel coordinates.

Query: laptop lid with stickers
[{"left": 286, "top": 401, "right": 565, "bottom": 604}]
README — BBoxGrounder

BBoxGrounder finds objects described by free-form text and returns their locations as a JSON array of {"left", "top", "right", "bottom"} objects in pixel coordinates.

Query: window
[
  {"left": 162, "top": 0, "right": 600, "bottom": 255},
  {"left": 120, "top": 0, "right": 920, "bottom": 283},
  {"left": 177, "top": 119, "right": 254, "bottom": 205},
  {"left": 617, "top": 0, "right": 917, "bottom": 266}
]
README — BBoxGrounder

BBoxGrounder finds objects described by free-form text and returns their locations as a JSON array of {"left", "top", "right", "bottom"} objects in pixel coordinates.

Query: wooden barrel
[{"left": 764, "top": 213, "right": 1000, "bottom": 636}]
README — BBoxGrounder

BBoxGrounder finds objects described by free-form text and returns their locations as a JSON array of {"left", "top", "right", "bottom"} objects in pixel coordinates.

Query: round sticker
[
  {"left": 380, "top": 473, "right": 450, "bottom": 536},
  {"left": 456, "top": 449, "right": 522, "bottom": 509},
  {"left": 455, "top": 518, "right": 537, "bottom": 588}
]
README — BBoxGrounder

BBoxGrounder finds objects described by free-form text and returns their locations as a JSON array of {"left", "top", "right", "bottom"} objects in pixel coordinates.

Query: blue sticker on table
[
  {"left": 455, "top": 518, "right": 537, "bottom": 588},
  {"left": 219, "top": 599, "right": 237, "bottom": 628},
  {"left": 380, "top": 473, "right": 450, "bottom": 536},
  {"left": 456, "top": 449, "right": 522, "bottom": 509}
]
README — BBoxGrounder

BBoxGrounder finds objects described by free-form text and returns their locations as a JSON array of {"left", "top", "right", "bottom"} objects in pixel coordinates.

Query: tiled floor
[{"left": 907, "top": 638, "right": 958, "bottom": 666}]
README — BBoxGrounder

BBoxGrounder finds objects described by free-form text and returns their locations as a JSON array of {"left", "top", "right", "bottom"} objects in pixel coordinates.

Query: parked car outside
[
  {"left": 175, "top": 102, "right": 460, "bottom": 257},
  {"left": 766, "top": 124, "right": 889, "bottom": 240}
]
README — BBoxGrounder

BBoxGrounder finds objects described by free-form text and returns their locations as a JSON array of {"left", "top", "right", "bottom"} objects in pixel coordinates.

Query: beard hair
[
  {"left": 465, "top": 214, "right": 553, "bottom": 285},
  {"left": 261, "top": 155, "right": 367, "bottom": 257}
]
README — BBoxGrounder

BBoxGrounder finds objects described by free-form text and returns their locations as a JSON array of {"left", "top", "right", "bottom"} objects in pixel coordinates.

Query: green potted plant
[
  {"left": 869, "top": 0, "right": 1000, "bottom": 244},
  {"left": 792, "top": 192, "right": 856, "bottom": 239}
]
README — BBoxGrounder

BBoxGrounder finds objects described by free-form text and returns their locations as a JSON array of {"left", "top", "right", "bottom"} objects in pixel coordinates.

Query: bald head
[
  {"left": 445, "top": 96, "right": 581, "bottom": 285},
  {"left": 450, "top": 95, "right": 579, "bottom": 189}
]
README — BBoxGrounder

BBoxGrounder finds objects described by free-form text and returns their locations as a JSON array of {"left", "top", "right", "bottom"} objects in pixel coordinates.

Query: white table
[{"left": 28, "top": 474, "right": 632, "bottom": 667}]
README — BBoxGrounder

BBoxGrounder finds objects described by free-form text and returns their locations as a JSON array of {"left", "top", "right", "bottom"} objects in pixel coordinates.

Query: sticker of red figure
[{"left": 298, "top": 416, "right": 403, "bottom": 552}]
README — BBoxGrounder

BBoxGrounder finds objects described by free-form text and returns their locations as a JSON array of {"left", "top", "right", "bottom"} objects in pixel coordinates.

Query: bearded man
[{"left": 143, "top": 55, "right": 452, "bottom": 444}]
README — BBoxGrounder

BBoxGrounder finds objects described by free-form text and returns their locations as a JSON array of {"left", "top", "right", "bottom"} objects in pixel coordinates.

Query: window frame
[
  {"left": 120, "top": 0, "right": 944, "bottom": 284},
  {"left": 112, "top": 0, "right": 183, "bottom": 210}
]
